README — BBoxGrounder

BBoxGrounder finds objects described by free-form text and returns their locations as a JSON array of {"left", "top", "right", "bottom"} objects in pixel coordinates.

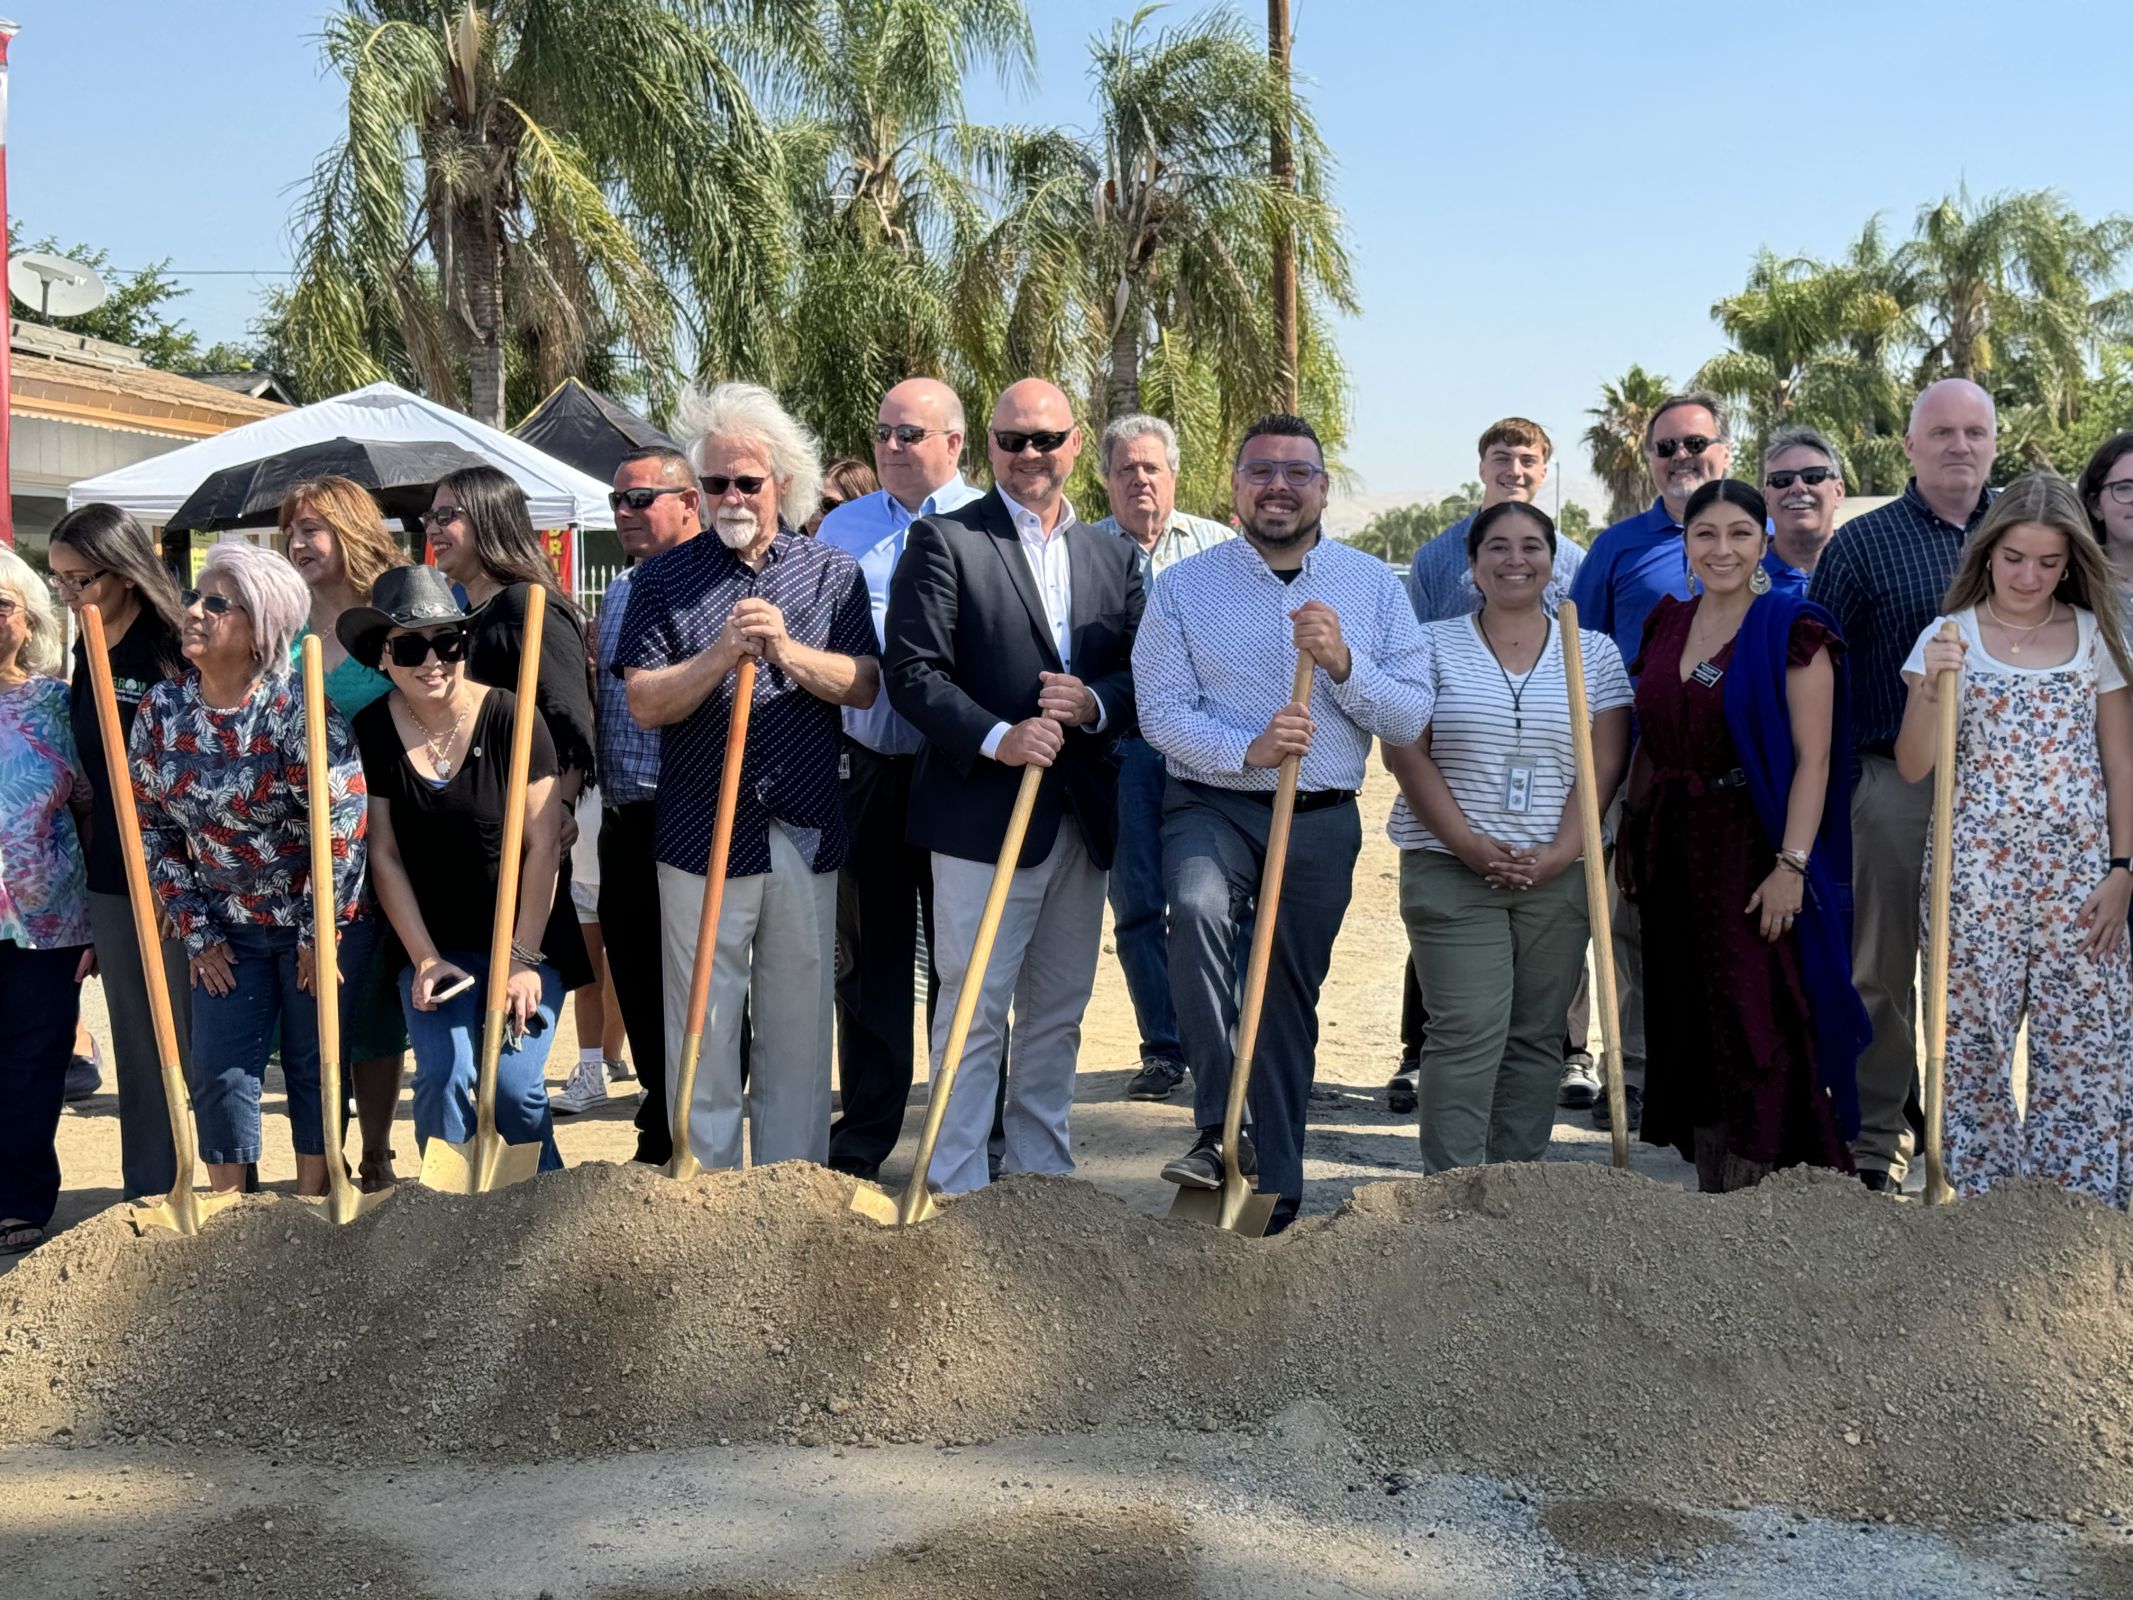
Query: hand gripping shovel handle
[
  {"left": 1558, "top": 603, "right": 1630, "bottom": 1170},
  {"left": 83, "top": 603, "right": 216, "bottom": 1234},
  {"left": 890, "top": 760, "right": 1045, "bottom": 1225},
  {"left": 1210, "top": 651, "right": 1319, "bottom": 1219},
  {"left": 1921, "top": 619, "right": 1961, "bottom": 1206},
  {"left": 666, "top": 655, "right": 758, "bottom": 1181}
]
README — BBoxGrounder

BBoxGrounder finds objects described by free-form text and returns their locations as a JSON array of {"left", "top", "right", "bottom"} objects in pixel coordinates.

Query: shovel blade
[
  {"left": 419, "top": 1134, "right": 543, "bottom": 1195},
  {"left": 303, "top": 1185, "right": 393, "bottom": 1226},
  {"left": 1168, "top": 1179, "right": 1277, "bottom": 1236},
  {"left": 129, "top": 1187, "right": 240, "bottom": 1237},
  {"left": 847, "top": 1183, "right": 898, "bottom": 1226}
]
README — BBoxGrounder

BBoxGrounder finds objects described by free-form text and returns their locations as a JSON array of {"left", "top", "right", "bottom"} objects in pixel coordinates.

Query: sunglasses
[
  {"left": 993, "top": 429, "right": 1071, "bottom": 455},
  {"left": 1765, "top": 467, "right": 1841, "bottom": 490},
  {"left": 818, "top": 496, "right": 844, "bottom": 516},
  {"left": 181, "top": 587, "right": 246, "bottom": 618},
  {"left": 874, "top": 423, "right": 950, "bottom": 446},
  {"left": 700, "top": 474, "right": 767, "bottom": 497},
  {"left": 49, "top": 568, "right": 108, "bottom": 597},
  {"left": 385, "top": 627, "right": 470, "bottom": 668},
  {"left": 1652, "top": 435, "right": 1719, "bottom": 460},
  {"left": 1237, "top": 461, "right": 1326, "bottom": 490},
  {"left": 0, "top": 595, "right": 19, "bottom": 620},
  {"left": 609, "top": 485, "right": 692, "bottom": 513},
  {"left": 420, "top": 505, "right": 465, "bottom": 529}
]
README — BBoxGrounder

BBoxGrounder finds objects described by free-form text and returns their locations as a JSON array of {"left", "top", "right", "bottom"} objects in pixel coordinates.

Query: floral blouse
[
  {"left": 0, "top": 675, "right": 92, "bottom": 949},
  {"left": 129, "top": 669, "right": 368, "bottom": 956}
]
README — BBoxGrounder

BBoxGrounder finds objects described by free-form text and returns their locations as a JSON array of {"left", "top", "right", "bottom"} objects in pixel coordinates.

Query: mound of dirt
[{"left": 3, "top": 1160, "right": 2129, "bottom": 1524}]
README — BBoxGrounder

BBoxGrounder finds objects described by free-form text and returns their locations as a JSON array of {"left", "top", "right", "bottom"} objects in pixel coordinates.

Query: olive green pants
[{"left": 1401, "top": 847, "right": 1590, "bottom": 1172}]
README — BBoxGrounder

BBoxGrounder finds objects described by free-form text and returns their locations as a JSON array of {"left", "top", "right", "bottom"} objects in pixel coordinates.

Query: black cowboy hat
[{"left": 337, "top": 565, "right": 476, "bottom": 670}]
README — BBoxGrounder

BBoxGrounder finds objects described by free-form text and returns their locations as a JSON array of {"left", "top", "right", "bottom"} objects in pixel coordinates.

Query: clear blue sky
[{"left": 12, "top": 1, "right": 2128, "bottom": 512}]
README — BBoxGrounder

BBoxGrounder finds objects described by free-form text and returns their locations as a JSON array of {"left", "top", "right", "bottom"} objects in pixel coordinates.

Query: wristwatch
[{"left": 2111, "top": 857, "right": 2132, "bottom": 876}]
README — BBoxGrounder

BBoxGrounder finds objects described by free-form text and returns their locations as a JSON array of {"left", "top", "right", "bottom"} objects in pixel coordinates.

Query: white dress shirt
[{"left": 979, "top": 490, "right": 1105, "bottom": 760}]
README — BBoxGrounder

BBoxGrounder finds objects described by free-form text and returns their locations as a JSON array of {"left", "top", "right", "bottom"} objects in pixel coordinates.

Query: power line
[{"left": 113, "top": 268, "right": 295, "bottom": 277}]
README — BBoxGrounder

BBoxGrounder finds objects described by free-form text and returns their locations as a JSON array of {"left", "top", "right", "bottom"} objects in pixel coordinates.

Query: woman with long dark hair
[
  {"left": 1895, "top": 472, "right": 2133, "bottom": 1204},
  {"left": 47, "top": 503, "right": 191, "bottom": 1201},
  {"left": 1619, "top": 478, "right": 1866, "bottom": 1192},
  {"left": 421, "top": 466, "right": 595, "bottom": 788}
]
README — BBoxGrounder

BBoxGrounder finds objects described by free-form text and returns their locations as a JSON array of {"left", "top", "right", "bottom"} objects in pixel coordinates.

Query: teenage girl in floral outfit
[{"left": 1896, "top": 472, "right": 2133, "bottom": 1206}]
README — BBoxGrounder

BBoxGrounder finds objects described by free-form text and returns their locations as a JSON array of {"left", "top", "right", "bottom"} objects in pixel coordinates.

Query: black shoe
[
  {"left": 1386, "top": 1060, "right": 1419, "bottom": 1116},
  {"left": 1124, "top": 1058, "right": 1188, "bottom": 1101},
  {"left": 1858, "top": 1168, "right": 1898, "bottom": 1194},
  {"left": 1589, "top": 1084, "right": 1643, "bottom": 1133},
  {"left": 1161, "top": 1127, "right": 1257, "bottom": 1189}
]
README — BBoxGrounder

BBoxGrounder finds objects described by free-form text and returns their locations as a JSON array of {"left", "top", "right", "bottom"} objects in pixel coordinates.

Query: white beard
[{"left": 715, "top": 508, "right": 759, "bottom": 550}]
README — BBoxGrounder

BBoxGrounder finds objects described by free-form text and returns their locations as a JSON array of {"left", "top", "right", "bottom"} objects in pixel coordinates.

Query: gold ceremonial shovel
[
  {"left": 1559, "top": 602, "right": 1630, "bottom": 1170},
  {"left": 84, "top": 603, "right": 237, "bottom": 1236},
  {"left": 420, "top": 585, "right": 548, "bottom": 1194}
]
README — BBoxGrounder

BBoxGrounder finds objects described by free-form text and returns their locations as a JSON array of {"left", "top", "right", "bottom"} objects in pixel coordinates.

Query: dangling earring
[{"left": 1749, "top": 563, "right": 1772, "bottom": 596}]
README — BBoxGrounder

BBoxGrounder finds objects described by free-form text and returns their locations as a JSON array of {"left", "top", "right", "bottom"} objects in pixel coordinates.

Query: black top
[
  {"left": 69, "top": 614, "right": 185, "bottom": 896},
  {"left": 609, "top": 530, "right": 877, "bottom": 878},
  {"left": 465, "top": 581, "right": 597, "bottom": 779},
  {"left": 352, "top": 688, "right": 592, "bottom": 991},
  {"left": 883, "top": 489, "right": 1144, "bottom": 871}
]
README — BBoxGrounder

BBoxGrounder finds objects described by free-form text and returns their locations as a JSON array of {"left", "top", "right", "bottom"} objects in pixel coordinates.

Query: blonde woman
[
  {"left": 282, "top": 476, "right": 412, "bottom": 1188},
  {"left": 0, "top": 545, "right": 93, "bottom": 1251},
  {"left": 1896, "top": 472, "right": 2133, "bottom": 1205}
]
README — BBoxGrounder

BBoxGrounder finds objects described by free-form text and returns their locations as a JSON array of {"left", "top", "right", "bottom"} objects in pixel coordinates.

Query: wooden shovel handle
[
  {"left": 1922, "top": 618, "right": 1961, "bottom": 1205},
  {"left": 300, "top": 637, "right": 354, "bottom": 1207},
  {"left": 1558, "top": 602, "right": 1629, "bottom": 1169}
]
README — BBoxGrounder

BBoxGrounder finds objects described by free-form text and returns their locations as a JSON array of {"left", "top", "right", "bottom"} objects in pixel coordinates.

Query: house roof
[
  {"left": 193, "top": 371, "right": 300, "bottom": 406},
  {"left": 12, "top": 347, "right": 288, "bottom": 440}
]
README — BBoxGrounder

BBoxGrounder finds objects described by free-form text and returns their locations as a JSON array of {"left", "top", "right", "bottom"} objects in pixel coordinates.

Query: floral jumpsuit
[{"left": 1926, "top": 610, "right": 2133, "bottom": 1206}]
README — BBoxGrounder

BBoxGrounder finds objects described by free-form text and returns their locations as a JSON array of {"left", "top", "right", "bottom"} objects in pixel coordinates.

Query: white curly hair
[{"left": 674, "top": 380, "right": 823, "bottom": 530}]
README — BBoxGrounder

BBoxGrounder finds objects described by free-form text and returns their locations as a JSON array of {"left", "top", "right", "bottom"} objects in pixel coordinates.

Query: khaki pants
[
  {"left": 1402, "top": 847, "right": 1591, "bottom": 1171},
  {"left": 1849, "top": 752, "right": 1931, "bottom": 1179}
]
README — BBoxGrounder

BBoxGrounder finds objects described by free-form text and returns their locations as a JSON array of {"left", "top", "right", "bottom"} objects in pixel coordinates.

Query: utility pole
[
  {"left": 1268, "top": 0, "right": 1298, "bottom": 413},
  {"left": 0, "top": 20, "right": 19, "bottom": 548}
]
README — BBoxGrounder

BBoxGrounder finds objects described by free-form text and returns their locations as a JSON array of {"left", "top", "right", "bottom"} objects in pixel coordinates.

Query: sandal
[
  {"left": 358, "top": 1149, "right": 400, "bottom": 1193},
  {"left": 0, "top": 1220, "right": 45, "bottom": 1255}
]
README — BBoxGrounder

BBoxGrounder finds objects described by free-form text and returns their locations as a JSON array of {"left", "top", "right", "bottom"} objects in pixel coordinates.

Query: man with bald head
[
  {"left": 817, "top": 377, "right": 982, "bottom": 1179},
  {"left": 884, "top": 378, "right": 1145, "bottom": 1193},
  {"left": 1809, "top": 377, "right": 1999, "bottom": 1192}
]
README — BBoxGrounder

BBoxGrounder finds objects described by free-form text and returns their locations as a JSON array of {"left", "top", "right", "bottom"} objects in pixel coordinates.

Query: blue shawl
[{"left": 1719, "top": 589, "right": 1868, "bottom": 1140}]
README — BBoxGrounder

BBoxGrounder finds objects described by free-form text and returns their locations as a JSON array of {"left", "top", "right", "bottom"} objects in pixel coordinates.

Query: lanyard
[{"left": 1478, "top": 613, "right": 1551, "bottom": 742}]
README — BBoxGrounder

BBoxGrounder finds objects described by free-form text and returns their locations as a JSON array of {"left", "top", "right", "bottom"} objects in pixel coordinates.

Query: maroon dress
[{"left": 1629, "top": 596, "right": 1852, "bottom": 1187}]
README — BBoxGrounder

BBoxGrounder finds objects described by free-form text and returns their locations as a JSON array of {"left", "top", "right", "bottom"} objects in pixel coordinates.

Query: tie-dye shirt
[
  {"left": 129, "top": 669, "right": 368, "bottom": 956},
  {"left": 0, "top": 675, "right": 91, "bottom": 949}
]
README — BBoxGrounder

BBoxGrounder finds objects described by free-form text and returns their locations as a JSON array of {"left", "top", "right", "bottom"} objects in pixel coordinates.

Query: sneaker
[
  {"left": 1589, "top": 1083, "right": 1643, "bottom": 1133},
  {"left": 1160, "top": 1127, "right": 1257, "bottom": 1190},
  {"left": 1386, "top": 1060, "right": 1419, "bottom": 1117},
  {"left": 1124, "top": 1058, "right": 1188, "bottom": 1101},
  {"left": 63, "top": 1052, "right": 103, "bottom": 1103},
  {"left": 1557, "top": 1052, "right": 1600, "bottom": 1110},
  {"left": 551, "top": 1057, "right": 609, "bottom": 1115},
  {"left": 606, "top": 1057, "right": 633, "bottom": 1083},
  {"left": 1858, "top": 1168, "right": 1899, "bottom": 1194}
]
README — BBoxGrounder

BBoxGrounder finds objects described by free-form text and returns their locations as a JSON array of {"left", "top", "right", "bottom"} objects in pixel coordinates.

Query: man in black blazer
[{"left": 884, "top": 377, "right": 1144, "bottom": 1193}]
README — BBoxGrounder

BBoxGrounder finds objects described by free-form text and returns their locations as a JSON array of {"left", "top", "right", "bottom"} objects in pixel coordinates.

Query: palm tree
[
  {"left": 279, "top": 0, "right": 795, "bottom": 427},
  {"left": 1583, "top": 364, "right": 1671, "bottom": 524}
]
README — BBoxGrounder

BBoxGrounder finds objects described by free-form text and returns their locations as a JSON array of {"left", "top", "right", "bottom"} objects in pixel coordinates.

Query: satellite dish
[{"left": 9, "top": 251, "right": 110, "bottom": 318}]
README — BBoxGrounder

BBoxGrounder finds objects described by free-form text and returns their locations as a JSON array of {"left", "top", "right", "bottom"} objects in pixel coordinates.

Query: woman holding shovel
[
  {"left": 1894, "top": 473, "right": 2133, "bottom": 1205},
  {"left": 1618, "top": 479, "right": 1865, "bottom": 1193},
  {"left": 340, "top": 566, "right": 589, "bottom": 1172}
]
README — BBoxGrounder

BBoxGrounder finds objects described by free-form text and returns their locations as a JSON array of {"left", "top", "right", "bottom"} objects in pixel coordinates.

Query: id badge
[
  {"left": 1503, "top": 759, "right": 1536, "bottom": 815},
  {"left": 838, "top": 751, "right": 852, "bottom": 781}
]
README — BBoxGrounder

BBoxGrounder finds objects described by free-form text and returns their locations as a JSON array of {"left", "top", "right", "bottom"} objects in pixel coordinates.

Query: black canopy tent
[{"left": 510, "top": 378, "right": 680, "bottom": 485}]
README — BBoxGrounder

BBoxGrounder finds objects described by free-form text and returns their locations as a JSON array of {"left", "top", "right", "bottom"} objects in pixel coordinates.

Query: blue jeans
[
  {"left": 399, "top": 951, "right": 564, "bottom": 1171},
  {"left": 188, "top": 925, "right": 332, "bottom": 1165},
  {"left": 1106, "top": 737, "right": 1182, "bottom": 1065}
]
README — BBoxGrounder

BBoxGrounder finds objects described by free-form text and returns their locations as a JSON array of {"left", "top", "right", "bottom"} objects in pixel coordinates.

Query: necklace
[
  {"left": 1477, "top": 611, "right": 1551, "bottom": 741},
  {"left": 408, "top": 695, "right": 473, "bottom": 779},
  {"left": 1983, "top": 597, "right": 2055, "bottom": 656}
]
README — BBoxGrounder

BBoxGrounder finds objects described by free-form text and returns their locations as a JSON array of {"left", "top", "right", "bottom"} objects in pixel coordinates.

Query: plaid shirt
[{"left": 1808, "top": 478, "right": 1995, "bottom": 755}]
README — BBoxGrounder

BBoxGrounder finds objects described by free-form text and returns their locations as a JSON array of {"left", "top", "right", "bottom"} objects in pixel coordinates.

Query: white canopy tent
[{"left": 65, "top": 380, "right": 616, "bottom": 531}]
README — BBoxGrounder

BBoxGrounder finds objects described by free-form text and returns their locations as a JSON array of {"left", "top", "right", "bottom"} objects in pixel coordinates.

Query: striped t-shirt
[{"left": 1388, "top": 614, "right": 1632, "bottom": 855}]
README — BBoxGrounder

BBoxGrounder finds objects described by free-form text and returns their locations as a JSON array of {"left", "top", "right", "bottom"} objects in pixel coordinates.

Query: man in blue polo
[
  {"left": 1567, "top": 390, "right": 1734, "bottom": 1133},
  {"left": 1759, "top": 424, "right": 1847, "bottom": 596}
]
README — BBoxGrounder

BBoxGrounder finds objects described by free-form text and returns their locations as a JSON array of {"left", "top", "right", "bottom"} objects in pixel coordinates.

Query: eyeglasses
[
  {"left": 1652, "top": 435, "right": 1720, "bottom": 460},
  {"left": 608, "top": 485, "right": 692, "bottom": 513},
  {"left": 1765, "top": 467, "right": 1841, "bottom": 490},
  {"left": 0, "top": 595, "right": 20, "bottom": 620},
  {"left": 385, "top": 627, "right": 470, "bottom": 668},
  {"left": 1236, "top": 461, "right": 1327, "bottom": 490},
  {"left": 49, "top": 568, "right": 108, "bottom": 597},
  {"left": 700, "top": 474, "right": 767, "bottom": 497},
  {"left": 2102, "top": 478, "right": 2133, "bottom": 507},
  {"left": 874, "top": 423, "right": 950, "bottom": 447},
  {"left": 180, "top": 588, "right": 246, "bottom": 618},
  {"left": 420, "top": 505, "right": 465, "bottom": 529},
  {"left": 993, "top": 429, "right": 1071, "bottom": 455}
]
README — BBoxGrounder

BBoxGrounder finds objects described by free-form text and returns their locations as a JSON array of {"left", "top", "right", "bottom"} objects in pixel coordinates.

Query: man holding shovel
[
  {"left": 1136, "top": 414, "right": 1434, "bottom": 1232},
  {"left": 618, "top": 382, "right": 880, "bottom": 1171},
  {"left": 883, "top": 378, "right": 1144, "bottom": 1195}
]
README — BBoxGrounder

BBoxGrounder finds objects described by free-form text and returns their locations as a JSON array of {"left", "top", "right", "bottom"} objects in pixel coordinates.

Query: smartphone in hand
[{"left": 431, "top": 971, "right": 476, "bottom": 1004}]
